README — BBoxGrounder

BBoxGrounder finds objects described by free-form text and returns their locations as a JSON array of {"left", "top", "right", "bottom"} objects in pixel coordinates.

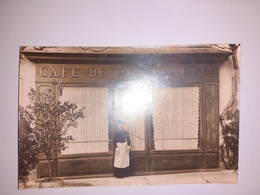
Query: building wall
[
  {"left": 219, "top": 49, "right": 240, "bottom": 146},
  {"left": 19, "top": 55, "right": 36, "bottom": 108},
  {"left": 219, "top": 57, "right": 235, "bottom": 114}
]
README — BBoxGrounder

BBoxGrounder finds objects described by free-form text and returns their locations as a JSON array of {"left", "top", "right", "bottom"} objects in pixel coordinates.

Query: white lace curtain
[
  {"left": 61, "top": 87, "right": 109, "bottom": 154},
  {"left": 115, "top": 88, "right": 146, "bottom": 151},
  {"left": 153, "top": 86, "right": 200, "bottom": 150}
]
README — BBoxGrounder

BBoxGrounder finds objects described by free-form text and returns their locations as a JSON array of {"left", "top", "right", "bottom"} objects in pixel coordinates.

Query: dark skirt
[{"left": 114, "top": 167, "right": 131, "bottom": 178}]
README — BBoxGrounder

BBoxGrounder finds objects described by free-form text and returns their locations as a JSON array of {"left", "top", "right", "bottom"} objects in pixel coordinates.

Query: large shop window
[
  {"left": 152, "top": 86, "right": 200, "bottom": 150},
  {"left": 61, "top": 87, "right": 109, "bottom": 154}
]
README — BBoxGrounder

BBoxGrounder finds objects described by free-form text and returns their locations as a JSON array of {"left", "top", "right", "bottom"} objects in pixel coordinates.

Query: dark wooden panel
[
  {"left": 150, "top": 153, "right": 202, "bottom": 172},
  {"left": 130, "top": 153, "right": 149, "bottom": 175},
  {"left": 38, "top": 154, "right": 149, "bottom": 178},
  {"left": 37, "top": 160, "right": 54, "bottom": 178},
  {"left": 203, "top": 153, "right": 219, "bottom": 169},
  {"left": 57, "top": 156, "right": 113, "bottom": 177},
  {"left": 204, "top": 84, "right": 219, "bottom": 151}
]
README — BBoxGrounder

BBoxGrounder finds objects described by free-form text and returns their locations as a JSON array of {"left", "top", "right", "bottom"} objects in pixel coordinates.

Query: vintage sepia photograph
[{"left": 18, "top": 44, "right": 240, "bottom": 189}]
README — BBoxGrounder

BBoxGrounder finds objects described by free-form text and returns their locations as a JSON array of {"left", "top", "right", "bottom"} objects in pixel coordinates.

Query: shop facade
[{"left": 20, "top": 46, "right": 234, "bottom": 179}]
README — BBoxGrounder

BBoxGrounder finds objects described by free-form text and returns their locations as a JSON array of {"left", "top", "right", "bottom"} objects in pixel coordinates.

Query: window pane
[
  {"left": 115, "top": 87, "right": 147, "bottom": 151},
  {"left": 61, "top": 87, "right": 109, "bottom": 154},
  {"left": 153, "top": 86, "right": 200, "bottom": 150}
]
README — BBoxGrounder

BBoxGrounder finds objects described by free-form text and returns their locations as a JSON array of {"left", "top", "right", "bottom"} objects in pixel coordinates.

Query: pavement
[{"left": 21, "top": 169, "right": 238, "bottom": 189}]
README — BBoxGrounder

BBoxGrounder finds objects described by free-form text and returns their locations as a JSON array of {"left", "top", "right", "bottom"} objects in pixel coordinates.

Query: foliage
[
  {"left": 18, "top": 106, "right": 38, "bottom": 187},
  {"left": 221, "top": 109, "right": 239, "bottom": 171},
  {"left": 24, "top": 80, "right": 84, "bottom": 180}
]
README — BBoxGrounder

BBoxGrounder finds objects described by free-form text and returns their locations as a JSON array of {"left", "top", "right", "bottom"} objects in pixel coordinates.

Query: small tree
[{"left": 24, "top": 79, "right": 84, "bottom": 181}]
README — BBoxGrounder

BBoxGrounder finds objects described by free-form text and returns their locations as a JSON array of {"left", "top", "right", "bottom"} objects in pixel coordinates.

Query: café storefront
[{"left": 21, "top": 45, "right": 234, "bottom": 179}]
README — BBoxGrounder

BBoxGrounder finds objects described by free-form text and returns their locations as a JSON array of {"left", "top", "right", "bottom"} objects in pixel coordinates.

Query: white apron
[{"left": 114, "top": 141, "right": 130, "bottom": 168}]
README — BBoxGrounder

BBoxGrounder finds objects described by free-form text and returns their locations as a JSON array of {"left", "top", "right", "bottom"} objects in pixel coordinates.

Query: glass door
[
  {"left": 114, "top": 84, "right": 201, "bottom": 174},
  {"left": 114, "top": 85, "right": 152, "bottom": 151}
]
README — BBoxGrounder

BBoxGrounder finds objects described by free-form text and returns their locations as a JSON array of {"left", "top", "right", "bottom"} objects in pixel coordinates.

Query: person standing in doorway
[{"left": 113, "top": 120, "right": 131, "bottom": 178}]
